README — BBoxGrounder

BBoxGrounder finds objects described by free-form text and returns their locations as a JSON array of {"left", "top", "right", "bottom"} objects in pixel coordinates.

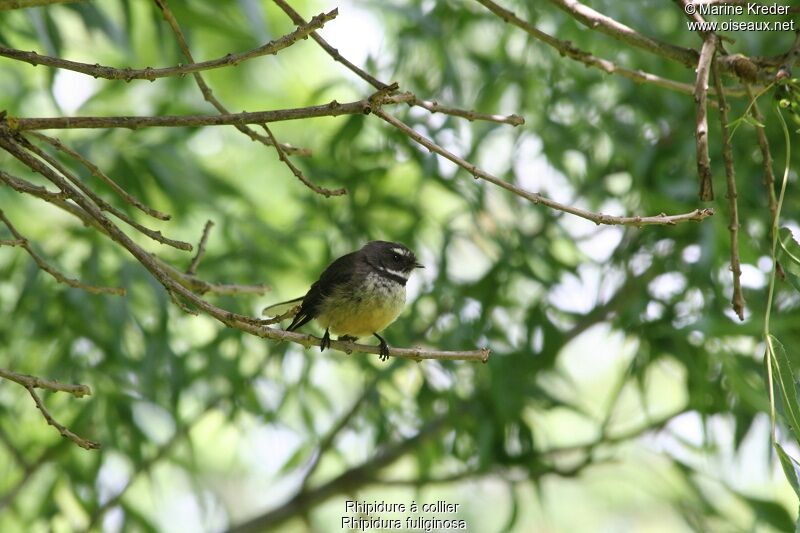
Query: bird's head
[{"left": 363, "top": 240, "right": 424, "bottom": 276}]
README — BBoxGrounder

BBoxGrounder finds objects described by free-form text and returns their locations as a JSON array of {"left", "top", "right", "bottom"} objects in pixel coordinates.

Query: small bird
[{"left": 262, "top": 241, "right": 424, "bottom": 360}]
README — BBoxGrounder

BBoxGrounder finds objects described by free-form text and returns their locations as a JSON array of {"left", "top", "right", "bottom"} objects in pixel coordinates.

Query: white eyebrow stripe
[
  {"left": 377, "top": 266, "right": 410, "bottom": 279},
  {"left": 391, "top": 247, "right": 411, "bottom": 257}
]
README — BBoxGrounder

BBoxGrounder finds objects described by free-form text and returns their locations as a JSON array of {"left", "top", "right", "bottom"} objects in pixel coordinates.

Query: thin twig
[
  {"left": 0, "top": 0, "right": 82, "bottom": 8},
  {"left": 374, "top": 108, "right": 714, "bottom": 227},
  {"left": 745, "top": 84, "right": 777, "bottom": 225},
  {"left": 16, "top": 135, "right": 193, "bottom": 250},
  {"left": 273, "top": 0, "right": 548, "bottom": 119},
  {"left": 0, "top": 9, "right": 338, "bottom": 81},
  {"left": 272, "top": 0, "right": 389, "bottom": 90},
  {"left": 474, "top": 0, "right": 718, "bottom": 99},
  {"left": 9, "top": 97, "right": 374, "bottom": 131},
  {"left": 28, "top": 131, "right": 172, "bottom": 220},
  {"left": 187, "top": 220, "right": 214, "bottom": 275},
  {"left": 0, "top": 238, "right": 25, "bottom": 246},
  {"left": 0, "top": 367, "right": 91, "bottom": 397},
  {"left": 158, "top": 253, "right": 272, "bottom": 295},
  {"left": 0, "top": 131, "right": 486, "bottom": 362},
  {"left": 694, "top": 36, "right": 717, "bottom": 201},
  {"left": 25, "top": 386, "right": 99, "bottom": 450},
  {"left": 152, "top": 0, "right": 310, "bottom": 159},
  {"left": 261, "top": 124, "right": 346, "bottom": 197},
  {"left": 385, "top": 92, "right": 524, "bottom": 125},
  {"left": 0, "top": 208, "right": 125, "bottom": 295},
  {"left": 544, "top": 0, "right": 698, "bottom": 66},
  {"left": 0, "top": 169, "right": 69, "bottom": 202},
  {"left": 713, "top": 61, "right": 745, "bottom": 320},
  {"left": 1, "top": 169, "right": 270, "bottom": 296}
]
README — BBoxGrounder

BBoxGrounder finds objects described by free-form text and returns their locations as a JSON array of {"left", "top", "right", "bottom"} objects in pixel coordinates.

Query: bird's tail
[{"left": 261, "top": 296, "right": 303, "bottom": 318}]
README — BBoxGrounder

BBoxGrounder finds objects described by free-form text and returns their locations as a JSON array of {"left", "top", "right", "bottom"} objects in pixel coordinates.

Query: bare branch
[
  {"left": 0, "top": 208, "right": 125, "bottom": 295},
  {"left": 28, "top": 131, "right": 172, "bottom": 220},
  {"left": 374, "top": 108, "right": 714, "bottom": 227},
  {"left": 151, "top": 0, "right": 311, "bottom": 158},
  {"left": 694, "top": 36, "right": 717, "bottom": 201},
  {"left": 544, "top": 0, "right": 698, "bottom": 67},
  {"left": 273, "top": 0, "right": 390, "bottom": 90},
  {"left": 0, "top": 0, "right": 82, "bottom": 9},
  {"left": 273, "top": 0, "right": 533, "bottom": 121},
  {"left": 0, "top": 370, "right": 100, "bottom": 450},
  {"left": 15, "top": 135, "right": 193, "bottom": 250},
  {"left": 385, "top": 92, "right": 524, "bottom": 126},
  {"left": 0, "top": 9, "right": 338, "bottom": 81},
  {"left": 713, "top": 62, "right": 745, "bottom": 320},
  {"left": 9, "top": 98, "right": 374, "bottom": 131},
  {"left": 0, "top": 238, "right": 25, "bottom": 246},
  {"left": 0, "top": 367, "right": 91, "bottom": 397},
  {"left": 187, "top": 220, "right": 214, "bottom": 276},
  {"left": 472, "top": 0, "right": 748, "bottom": 101},
  {"left": 1, "top": 129, "right": 484, "bottom": 362},
  {"left": 745, "top": 84, "right": 777, "bottom": 224},
  {"left": 261, "top": 124, "right": 346, "bottom": 197}
]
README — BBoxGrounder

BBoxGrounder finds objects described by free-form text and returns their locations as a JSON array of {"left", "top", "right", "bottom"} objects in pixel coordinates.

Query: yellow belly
[{"left": 316, "top": 278, "right": 406, "bottom": 338}]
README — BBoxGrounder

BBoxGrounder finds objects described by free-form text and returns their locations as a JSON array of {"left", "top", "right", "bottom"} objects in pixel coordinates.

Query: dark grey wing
[{"left": 286, "top": 251, "right": 358, "bottom": 331}]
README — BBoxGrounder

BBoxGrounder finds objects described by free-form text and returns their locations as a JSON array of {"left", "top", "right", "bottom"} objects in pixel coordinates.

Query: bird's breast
[{"left": 316, "top": 272, "right": 407, "bottom": 337}]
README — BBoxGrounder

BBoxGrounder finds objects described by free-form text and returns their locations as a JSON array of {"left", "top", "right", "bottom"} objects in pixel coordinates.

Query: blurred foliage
[{"left": 1, "top": 0, "right": 799, "bottom": 531}]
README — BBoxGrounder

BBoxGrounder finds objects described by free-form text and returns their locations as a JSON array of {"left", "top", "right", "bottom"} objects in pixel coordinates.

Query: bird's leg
[
  {"left": 337, "top": 335, "right": 357, "bottom": 355},
  {"left": 320, "top": 328, "right": 331, "bottom": 352},
  {"left": 373, "top": 332, "right": 390, "bottom": 361}
]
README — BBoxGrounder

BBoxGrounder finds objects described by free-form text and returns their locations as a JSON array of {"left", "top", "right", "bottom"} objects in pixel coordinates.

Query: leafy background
[{"left": 0, "top": 0, "right": 798, "bottom": 531}]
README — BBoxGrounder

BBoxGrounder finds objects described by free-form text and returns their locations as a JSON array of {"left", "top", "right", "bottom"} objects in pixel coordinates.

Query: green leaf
[
  {"left": 778, "top": 228, "right": 800, "bottom": 293},
  {"left": 770, "top": 336, "right": 800, "bottom": 445},
  {"left": 775, "top": 443, "right": 800, "bottom": 499}
]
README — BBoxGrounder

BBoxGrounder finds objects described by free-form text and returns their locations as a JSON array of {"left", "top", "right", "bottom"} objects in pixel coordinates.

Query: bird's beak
[{"left": 415, "top": 262, "right": 424, "bottom": 269}]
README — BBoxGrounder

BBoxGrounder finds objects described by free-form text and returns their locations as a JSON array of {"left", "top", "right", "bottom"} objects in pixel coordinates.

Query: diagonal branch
[
  {"left": 694, "top": 35, "right": 717, "bottom": 201},
  {"left": 0, "top": 208, "right": 125, "bottom": 295},
  {"left": 152, "top": 0, "right": 311, "bottom": 164},
  {"left": 472, "top": 0, "right": 737, "bottom": 101},
  {"left": 28, "top": 131, "right": 172, "bottom": 220},
  {"left": 713, "top": 62, "right": 745, "bottom": 320},
  {"left": 0, "top": 368, "right": 98, "bottom": 450},
  {"left": 24, "top": 386, "right": 99, "bottom": 450},
  {"left": 260, "top": 123, "right": 346, "bottom": 197},
  {"left": 745, "top": 84, "right": 777, "bottom": 225},
  {"left": 272, "top": 0, "right": 389, "bottom": 90},
  {"left": 545, "top": 0, "right": 697, "bottom": 67},
  {"left": 18, "top": 134, "right": 193, "bottom": 250},
  {"left": 0, "top": 9, "right": 338, "bottom": 81},
  {"left": 273, "top": 0, "right": 534, "bottom": 120},
  {"left": 187, "top": 220, "right": 214, "bottom": 276},
  {"left": 374, "top": 108, "right": 714, "bottom": 227},
  {"left": 1, "top": 132, "right": 487, "bottom": 362}
]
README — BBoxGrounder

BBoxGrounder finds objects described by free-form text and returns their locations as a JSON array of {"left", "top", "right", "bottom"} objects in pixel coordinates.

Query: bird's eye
[{"left": 392, "top": 252, "right": 401, "bottom": 261}]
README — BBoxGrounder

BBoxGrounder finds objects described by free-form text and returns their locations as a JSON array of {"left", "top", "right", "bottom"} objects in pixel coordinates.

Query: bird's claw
[{"left": 374, "top": 332, "right": 390, "bottom": 361}]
